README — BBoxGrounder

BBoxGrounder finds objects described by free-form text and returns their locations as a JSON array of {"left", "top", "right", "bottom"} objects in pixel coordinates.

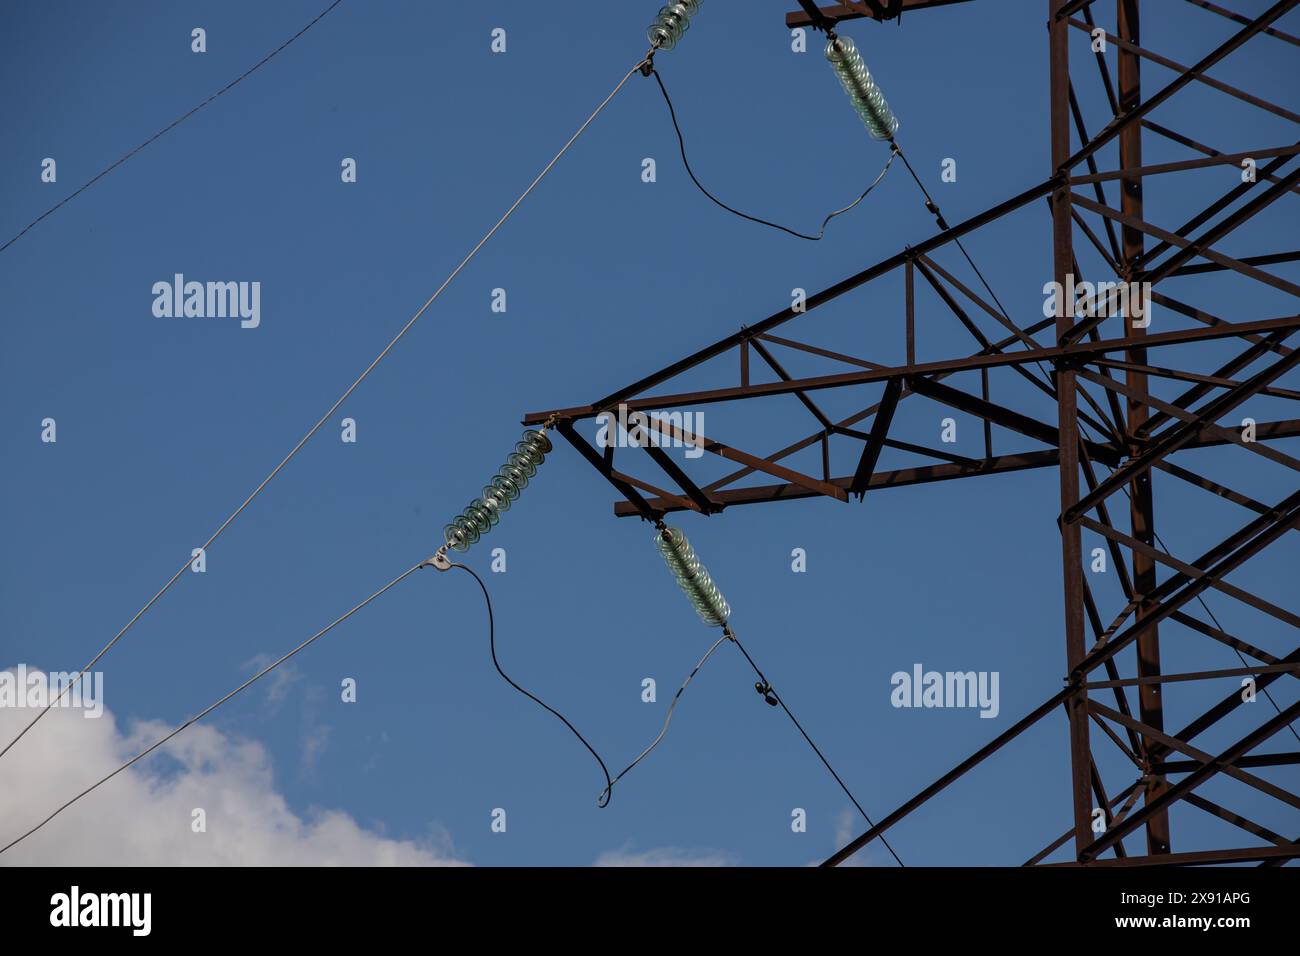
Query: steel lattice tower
[{"left": 528, "top": 0, "right": 1300, "bottom": 866}]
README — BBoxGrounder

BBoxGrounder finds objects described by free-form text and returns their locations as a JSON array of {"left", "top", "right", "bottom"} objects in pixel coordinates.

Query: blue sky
[{"left": 1, "top": 1, "right": 1297, "bottom": 866}]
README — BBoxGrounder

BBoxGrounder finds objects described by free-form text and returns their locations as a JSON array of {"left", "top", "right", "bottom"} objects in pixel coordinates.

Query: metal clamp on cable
[{"left": 423, "top": 549, "right": 452, "bottom": 572}]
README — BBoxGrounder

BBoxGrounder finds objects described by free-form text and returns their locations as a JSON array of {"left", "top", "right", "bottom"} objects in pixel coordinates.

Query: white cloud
[
  {"left": 594, "top": 845, "right": 734, "bottom": 867},
  {"left": 0, "top": 665, "right": 467, "bottom": 866}
]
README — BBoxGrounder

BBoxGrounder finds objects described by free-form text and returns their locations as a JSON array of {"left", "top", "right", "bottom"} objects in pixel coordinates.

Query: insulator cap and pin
[{"left": 652, "top": 524, "right": 777, "bottom": 705}]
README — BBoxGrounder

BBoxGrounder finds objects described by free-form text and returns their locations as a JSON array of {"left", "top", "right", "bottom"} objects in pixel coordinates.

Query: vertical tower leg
[
  {"left": 1049, "top": 0, "right": 1093, "bottom": 858},
  {"left": 1118, "top": 0, "right": 1171, "bottom": 856}
]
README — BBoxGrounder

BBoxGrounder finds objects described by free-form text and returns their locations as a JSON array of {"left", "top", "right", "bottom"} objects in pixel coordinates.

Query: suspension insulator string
[
  {"left": 821, "top": 27, "right": 1021, "bottom": 365},
  {"left": 820, "top": 28, "right": 1038, "bottom": 396},
  {"left": 654, "top": 522, "right": 731, "bottom": 627},
  {"left": 649, "top": 66, "right": 896, "bottom": 241},
  {"left": 645, "top": 17, "right": 897, "bottom": 241},
  {"left": 417, "top": 417, "right": 619, "bottom": 801},
  {"left": 825, "top": 31, "right": 900, "bottom": 141},
  {"left": 647, "top": 0, "right": 703, "bottom": 53},
  {"left": 425, "top": 417, "right": 560, "bottom": 572},
  {"left": 0, "top": 51, "right": 654, "bottom": 770}
]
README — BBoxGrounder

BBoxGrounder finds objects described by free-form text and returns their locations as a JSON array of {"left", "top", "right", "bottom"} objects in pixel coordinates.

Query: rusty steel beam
[
  {"left": 1150, "top": 292, "right": 1294, "bottom": 359},
  {"left": 756, "top": 333, "right": 886, "bottom": 371},
  {"left": 1069, "top": 188, "right": 1300, "bottom": 298},
  {"left": 1114, "top": 0, "right": 1170, "bottom": 856},
  {"left": 1171, "top": 644, "right": 1300, "bottom": 752},
  {"left": 641, "top": 442, "right": 718, "bottom": 515},
  {"left": 608, "top": 419, "right": 1300, "bottom": 517},
  {"left": 1026, "top": 783, "right": 1142, "bottom": 866},
  {"left": 1050, "top": 0, "right": 1093, "bottom": 858},
  {"left": 1085, "top": 663, "right": 1300, "bottom": 689},
  {"left": 915, "top": 253, "right": 1046, "bottom": 352},
  {"left": 1062, "top": 0, "right": 1299, "bottom": 170},
  {"left": 1184, "top": 0, "right": 1300, "bottom": 46},
  {"left": 823, "top": 686, "right": 1075, "bottom": 867},
  {"left": 642, "top": 415, "right": 849, "bottom": 502},
  {"left": 849, "top": 377, "right": 902, "bottom": 496},
  {"left": 785, "top": 0, "right": 974, "bottom": 28},
  {"left": 1065, "top": 339, "right": 1300, "bottom": 522},
  {"left": 1172, "top": 250, "right": 1300, "bottom": 277},
  {"left": 1079, "top": 699, "right": 1300, "bottom": 861},
  {"left": 586, "top": 177, "right": 1061, "bottom": 415},
  {"left": 1069, "top": 19, "right": 1300, "bottom": 125},
  {"left": 1183, "top": 793, "right": 1295, "bottom": 851},
  {"left": 1170, "top": 611, "right": 1298, "bottom": 671},
  {"left": 524, "top": 315, "right": 1300, "bottom": 425},
  {"left": 748, "top": 337, "right": 836, "bottom": 431},
  {"left": 1068, "top": 145, "right": 1300, "bottom": 184},
  {"left": 1160, "top": 753, "right": 1300, "bottom": 774},
  {"left": 555, "top": 421, "right": 658, "bottom": 522},
  {"left": 1078, "top": 515, "right": 1300, "bottom": 629},
  {"left": 613, "top": 450, "right": 1057, "bottom": 516},
  {"left": 1056, "top": 0, "right": 1103, "bottom": 19},
  {"left": 1092, "top": 356, "right": 1300, "bottom": 402},
  {"left": 1077, "top": 368, "right": 1300, "bottom": 474},
  {"left": 1138, "top": 127, "right": 1300, "bottom": 252},
  {"left": 1071, "top": 492, "right": 1300, "bottom": 678},
  {"left": 1089, "top": 700, "right": 1300, "bottom": 813},
  {"left": 1050, "top": 845, "right": 1300, "bottom": 866}
]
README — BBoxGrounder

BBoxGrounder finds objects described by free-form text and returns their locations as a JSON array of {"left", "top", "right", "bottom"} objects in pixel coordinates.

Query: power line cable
[
  {"left": 892, "top": 141, "right": 1016, "bottom": 328},
  {"left": 0, "top": 53, "right": 651, "bottom": 768},
  {"left": 595, "top": 620, "right": 904, "bottom": 866},
  {"left": 0, "top": 0, "right": 347, "bottom": 255},
  {"left": 652, "top": 67, "right": 896, "bottom": 241},
  {"left": 647, "top": 519, "right": 901, "bottom": 863},
  {"left": 0, "top": 548, "right": 633, "bottom": 854},
  {"left": 598, "top": 631, "right": 731, "bottom": 805},
  {"left": 0, "top": 559, "right": 425, "bottom": 857},
  {"left": 450, "top": 563, "right": 615, "bottom": 805},
  {"left": 891, "top": 139, "right": 1061, "bottom": 397},
  {"left": 725, "top": 625, "right": 906, "bottom": 867}
]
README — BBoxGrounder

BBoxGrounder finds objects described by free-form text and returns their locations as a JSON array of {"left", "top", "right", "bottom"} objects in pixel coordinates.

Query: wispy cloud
[
  {"left": 243, "top": 654, "right": 301, "bottom": 708},
  {"left": 829, "top": 807, "right": 871, "bottom": 867},
  {"left": 595, "top": 845, "right": 735, "bottom": 867},
  {"left": 301, "top": 722, "right": 331, "bottom": 773}
]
